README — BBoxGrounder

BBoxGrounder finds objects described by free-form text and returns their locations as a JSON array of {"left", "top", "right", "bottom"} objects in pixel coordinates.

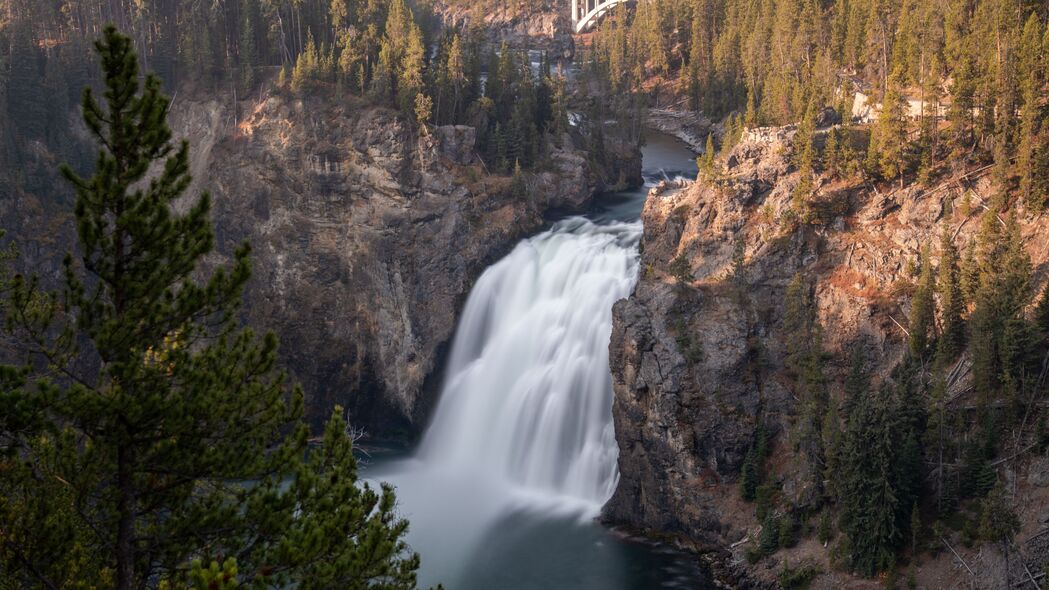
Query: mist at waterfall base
[{"left": 364, "top": 132, "right": 706, "bottom": 589}]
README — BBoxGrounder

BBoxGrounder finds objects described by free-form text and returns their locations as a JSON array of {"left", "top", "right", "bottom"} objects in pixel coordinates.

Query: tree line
[
  {"left": 587, "top": 0, "right": 1048, "bottom": 209},
  {"left": 1, "top": 0, "right": 570, "bottom": 176}
]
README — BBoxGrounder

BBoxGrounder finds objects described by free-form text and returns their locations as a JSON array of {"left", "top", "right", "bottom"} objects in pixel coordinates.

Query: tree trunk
[{"left": 115, "top": 444, "right": 134, "bottom": 590}]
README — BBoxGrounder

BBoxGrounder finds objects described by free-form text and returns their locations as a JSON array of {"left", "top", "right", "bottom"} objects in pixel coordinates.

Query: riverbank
[{"left": 646, "top": 108, "right": 715, "bottom": 153}]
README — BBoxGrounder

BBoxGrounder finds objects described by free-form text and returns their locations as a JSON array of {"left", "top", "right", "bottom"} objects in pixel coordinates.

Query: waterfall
[
  {"left": 418, "top": 216, "right": 642, "bottom": 510},
  {"left": 365, "top": 132, "right": 704, "bottom": 590}
]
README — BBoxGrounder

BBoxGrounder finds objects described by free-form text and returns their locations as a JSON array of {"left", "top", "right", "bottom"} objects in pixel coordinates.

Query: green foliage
[
  {"left": 908, "top": 246, "right": 936, "bottom": 359},
  {"left": 778, "top": 561, "right": 821, "bottom": 590},
  {"left": 0, "top": 28, "right": 422, "bottom": 590},
  {"left": 936, "top": 228, "right": 966, "bottom": 363},
  {"left": 699, "top": 134, "right": 718, "bottom": 181},
  {"left": 669, "top": 254, "right": 695, "bottom": 289},
  {"left": 740, "top": 422, "right": 770, "bottom": 502},
  {"left": 755, "top": 482, "right": 777, "bottom": 521},
  {"left": 839, "top": 381, "right": 901, "bottom": 576},
  {"left": 817, "top": 509, "right": 834, "bottom": 545},
  {"left": 510, "top": 160, "right": 528, "bottom": 201},
  {"left": 731, "top": 236, "right": 747, "bottom": 297},
  {"left": 969, "top": 213, "right": 1034, "bottom": 403},
  {"left": 779, "top": 513, "right": 799, "bottom": 548},
  {"left": 740, "top": 452, "right": 760, "bottom": 501},
  {"left": 186, "top": 558, "right": 238, "bottom": 590},
  {"left": 978, "top": 480, "right": 1020, "bottom": 547},
  {"left": 867, "top": 79, "right": 911, "bottom": 184},
  {"left": 759, "top": 515, "right": 781, "bottom": 556},
  {"left": 792, "top": 103, "right": 818, "bottom": 218}
]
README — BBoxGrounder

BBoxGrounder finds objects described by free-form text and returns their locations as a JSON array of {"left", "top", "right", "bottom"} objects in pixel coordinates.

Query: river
[{"left": 364, "top": 130, "right": 706, "bottom": 590}]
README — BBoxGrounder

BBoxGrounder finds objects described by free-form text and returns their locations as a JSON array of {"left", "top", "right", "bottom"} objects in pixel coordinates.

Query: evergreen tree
[
  {"left": 699, "top": 133, "right": 717, "bottom": 180},
  {"left": 1034, "top": 283, "right": 1049, "bottom": 342},
  {"left": 0, "top": 28, "right": 422, "bottom": 590},
  {"left": 510, "top": 160, "right": 527, "bottom": 200},
  {"left": 292, "top": 29, "right": 321, "bottom": 92},
  {"left": 908, "top": 245, "right": 936, "bottom": 359},
  {"left": 936, "top": 227, "right": 966, "bottom": 362},
  {"left": 890, "top": 369, "right": 925, "bottom": 534},
  {"left": 399, "top": 23, "right": 427, "bottom": 117},
  {"left": 792, "top": 102, "right": 818, "bottom": 217},
  {"left": 839, "top": 384, "right": 901, "bottom": 577},
  {"left": 869, "top": 76, "right": 911, "bottom": 186},
  {"left": 979, "top": 479, "right": 1021, "bottom": 587},
  {"left": 821, "top": 395, "right": 843, "bottom": 501},
  {"left": 759, "top": 514, "right": 780, "bottom": 556}
]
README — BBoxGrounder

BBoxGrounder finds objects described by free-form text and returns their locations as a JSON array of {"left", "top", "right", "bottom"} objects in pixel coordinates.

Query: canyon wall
[
  {"left": 605, "top": 126, "right": 1049, "bottom": 587},
  {"left": 0, "top": 88, "right": 641, "bottom": 436}
]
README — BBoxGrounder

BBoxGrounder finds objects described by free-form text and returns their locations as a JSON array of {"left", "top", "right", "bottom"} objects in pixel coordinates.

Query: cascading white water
[
  {"left": 418, "top": 216, "right": 641, "bottom": 509},
  {"left": 366, "top": 132, "right": 703, "bottom": 590},
  {"left": 369, "top": 217, "right": 643, "bottom": 588}
]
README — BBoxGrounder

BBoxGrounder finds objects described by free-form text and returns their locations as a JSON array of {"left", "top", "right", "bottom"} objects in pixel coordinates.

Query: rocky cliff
[
  {"left": 1, "top": 88, "right": 640, "bottom": 436},
  {"left": 605, "top": 126, "right": 1049, "bottom": 588},
  {"left": 430, "top": 0, "right": 575, "bottom": 57}
]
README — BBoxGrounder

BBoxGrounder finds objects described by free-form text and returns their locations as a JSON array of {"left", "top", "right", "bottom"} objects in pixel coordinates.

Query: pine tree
[
  {"left": 292, "top": 29, "right": 321, "bottom": 92},
  {"left": 0, "top": 28, "right": 422, "bottom": 590},
  {"left": 937, "top": 227, "right": 966, "bottom": 362},
  {"left": 960, "top": 239, "right": 979, "bottom": 305},
  {"left": 869, "top": 76, "right": 910, "bottom": 186},
  {"left": 446, "top": 34, "right": 467, "bottom": 124},
  {"left": 821, "top": 395, "right": 843, "bottom": 502},
  {"left": 1034, "top": 283, "right": 1049, "bottom": 340},
  {"left": 979, "top": 479, "right": 1021, "bottom": 587},
  {"left": 784, "top": 274, "right": 817, "bottom": 378},
  {"left": 510, "top": 160, "right": 527, "bottom": 200},
  {"left": 792, "top": 102, "right": 818, "bottom": 218},
  {"left": 699, "top": 133, "right": 717, "bottom": 180},
  {"left": 399, "top": 23, "right": 427, "bottom": 117},
  {"left": 908, "top": 245, "right": 936, "bottom": 358},
  {"left": 839, "top": 384, "right": 901, "bottom": 577},
  {"left": 740, "top": 447, "right": 760, "bottom": 501},
  {"left": 891, "top": 371, "right": 925, "bottom": 534},
  {"left": 759, "top": 514, "right": 780, "bottom": 556}
]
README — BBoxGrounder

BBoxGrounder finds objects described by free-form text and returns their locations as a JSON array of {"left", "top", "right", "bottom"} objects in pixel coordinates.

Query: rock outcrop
[
  {"left": 181, "top": 92, "right": 642, "bottom": 434},
  {"left": 605, "top": 125, "right": 1049, "bottom": 587},
  {"left": 430, "top": 0, "right": 575, "bottom": 57},
  {"left": 1, "top": 88, "right": 641, "bottom": 437}
]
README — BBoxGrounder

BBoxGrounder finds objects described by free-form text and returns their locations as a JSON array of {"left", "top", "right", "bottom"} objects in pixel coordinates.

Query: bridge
[{"left": 571, "top": 0, "right": 632, "bottom": 33}]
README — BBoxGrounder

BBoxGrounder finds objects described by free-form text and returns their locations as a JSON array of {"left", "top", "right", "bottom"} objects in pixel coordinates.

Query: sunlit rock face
[
  {"left": 170, "top": 93, "right": 640, "bottom": 435},
  {"left": 604, "top": 123, "right": 1049, "bottom": 577}
]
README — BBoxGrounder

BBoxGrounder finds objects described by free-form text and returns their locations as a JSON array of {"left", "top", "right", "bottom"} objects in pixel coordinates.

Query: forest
[
  {"left": 0, "top": 0, "right": 575, "bottom": 176},
  {"left": 589, "top": 0, "right": 1049, "bottom": 209}
]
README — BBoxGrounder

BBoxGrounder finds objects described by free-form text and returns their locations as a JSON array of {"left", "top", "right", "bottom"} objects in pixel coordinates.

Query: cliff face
[
  {"left": 194, "top": 93, "right": 642, "bottom": 434},
  {"left": 430, "top": 0, "right": 575, "bottom": 57},
  {"left": 2, "top": 89, "right": 640, "bottom": 436},
  {"left": 605, "top": 127, "right": 1049, "bottom": 587}
]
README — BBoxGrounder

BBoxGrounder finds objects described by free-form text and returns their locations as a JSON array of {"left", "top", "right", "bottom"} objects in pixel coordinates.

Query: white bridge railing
[{"left": 571, "top": 0, "right": 631, "bottom": 33}]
